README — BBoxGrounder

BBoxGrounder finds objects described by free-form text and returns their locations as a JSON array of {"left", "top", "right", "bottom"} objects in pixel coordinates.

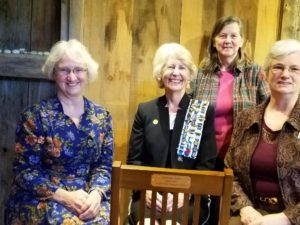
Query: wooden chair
[{"left": 110, "top": 161, "right": 233, "bottom": 225}]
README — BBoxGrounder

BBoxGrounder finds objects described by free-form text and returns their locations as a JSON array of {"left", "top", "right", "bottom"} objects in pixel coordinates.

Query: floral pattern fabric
[{"left": 5, "top": 97, "right": 114, "bottom": 225}]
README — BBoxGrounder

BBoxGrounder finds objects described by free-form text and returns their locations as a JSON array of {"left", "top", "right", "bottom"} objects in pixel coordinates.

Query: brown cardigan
[{"left": 224, "top": 96, "right": 300, "bottom": 225}]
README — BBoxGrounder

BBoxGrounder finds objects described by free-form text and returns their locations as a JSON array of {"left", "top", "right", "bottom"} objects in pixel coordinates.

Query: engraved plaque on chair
[{"left": 151, "top": 174, "right": 191, "bottom": 189}]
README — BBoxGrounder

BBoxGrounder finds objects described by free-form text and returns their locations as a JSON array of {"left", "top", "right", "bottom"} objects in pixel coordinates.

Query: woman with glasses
[
  {"left": 225, "top": 39, "right": 300, "bottom": 225},
  {"left": 5, "top": 39, "right": 113, "bottom": 224}
]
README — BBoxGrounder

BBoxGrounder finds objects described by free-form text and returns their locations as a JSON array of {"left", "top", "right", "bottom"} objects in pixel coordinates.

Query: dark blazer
[{"left": 127, "top": 94, "right": 217, "bottom": 170}]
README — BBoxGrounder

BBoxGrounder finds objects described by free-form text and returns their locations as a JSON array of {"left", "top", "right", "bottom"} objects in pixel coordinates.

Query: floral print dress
[{"left": 5, "top": 97, "right": 113, "bottom": 225}]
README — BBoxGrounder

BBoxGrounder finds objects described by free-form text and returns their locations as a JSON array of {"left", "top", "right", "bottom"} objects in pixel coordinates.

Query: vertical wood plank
[
  {"left": 0, "top": 78, "right": 29, "bottom": 223},
  {"left": 28, "top": 80, "right": 56, "bottom": 106},
  {"left": 0, "top": 0, "right": 32, "bottom": 50},
  {"left": 61, "top": 0, "right": 70, "bottom": 40},
  {"left": 280, "top": 0, "right": 300, "bottom": 39},
  {"left": 129, "top": 0, "right": 181, "bottom": 130},
  {"left": 180, "top": 0, "right": 204, "bottom": 65},
  {"left": 233, "top": 0, "right": 259, "bottom": 58},
  {"left": 197, "top": 0, "right": 219, "bottom": 64},
  {"left": 61, "top": 0, "right": 85, "bottom": 40},
  {"left": 254, "top": 0, "right": 280, "bottom": 64},
  {"left": 69, "top": 0, "right": 85, "bottom": 40},
  {"left": 31, "top": 0, "right": 61, "bottom": 51},
  {"left": 0, "top": 78, "right": 56, "bottom": 223},
  {"left": 81, "top": 0, "right": 133, "bottom": 163}
]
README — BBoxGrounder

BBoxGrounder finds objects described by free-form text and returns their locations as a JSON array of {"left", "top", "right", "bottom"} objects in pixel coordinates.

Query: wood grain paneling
[
  {"left": 0, "top": 54, "right": 47, "bottom": 79},
  {"left": 280, "top": 0, "right": 300, "bottom": 40},
  {"left": 128, "top": 0, "right": 181, "bottom": 140},
  {"left": 80, "top": 0, "right": 134, "bottom": 163},
  {"left": 0, "top": 77, "right": 55, "bottom": 223},
  {"left": 0, "top": 78, "right": 27, "bottom": 222},
  {"left": 0, "top": 0, "right": 32, "bottom": 50},
  {"left": 254, "top": 0, "right": 281, "bottom": 64},
  {"left": 31, "top": 0, "right": 61, "bottom": 51},
  {"left": 180, "top": 0, "right": 206, "bottom": 64},
  {"left": 0, "top": 1, "right": 58, "bottom": 223}
]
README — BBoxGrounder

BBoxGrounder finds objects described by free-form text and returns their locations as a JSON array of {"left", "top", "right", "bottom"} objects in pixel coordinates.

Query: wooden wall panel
[
  {"left": 0, "top": 78, "right": 55, "bottom": 223},
  {"left": 81, "top": 0, "right": 134, "bottom": 163},
  {"left": 0, "top": 0, "right": 32, "bottom": 50},
  {"left": 280, "top": 0, "right": 300, "bottom": 40},
  {"left": 180, "top": 0, "right": 204, "bottom": 65},
  {"left": 67, "top": 0, "right": 85, "bottom": 40},
  {"left": 197, "top": 0, "right": 219, "bottom": 65},
  {"left": 0, "top": 79, "right": 28, "bottom": 219},
  {"left": 28, "top": 80, "right": 56, "bottom": 105},
  {"left": 31, "top": 0, "right": 61, "bottom": 51},
  {"left": 0, "top": 0, "right": 60, "bottom": 51},
  {"left": 128, "top": 0, "right": 181, "bottom": 133},
  {"left": 180, "top": 0, "right": 281, "bottom": 66},
  {"left": 0, "top": 1, "right": 59, "bottom": 223},
  {"left": 254, "top": 0, "right": 281, "bottom": 65}
]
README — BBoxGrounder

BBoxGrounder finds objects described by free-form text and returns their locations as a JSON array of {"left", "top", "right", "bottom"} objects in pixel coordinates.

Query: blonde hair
[
  {"left": 152, "top": 43, "right": 197, "bottom": 88},
  {"left": 42, "top": 39, "right": 99, "bottom": 82}
]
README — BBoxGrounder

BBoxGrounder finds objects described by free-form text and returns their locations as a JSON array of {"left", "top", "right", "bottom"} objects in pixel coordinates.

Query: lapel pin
[{"left": 152, "top": 119, "right": 158, "bottom": 125}]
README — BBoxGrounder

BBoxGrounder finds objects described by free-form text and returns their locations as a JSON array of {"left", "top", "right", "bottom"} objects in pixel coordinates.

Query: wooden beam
[
  {"left": 280, "top": 0, "right": 300, "bottom": 39},
  {"left": 0, "top": 54, "right": 51, "bottom": 80},
  {"left": 254, "top": 0, "right": 281, "bottom": 64}
]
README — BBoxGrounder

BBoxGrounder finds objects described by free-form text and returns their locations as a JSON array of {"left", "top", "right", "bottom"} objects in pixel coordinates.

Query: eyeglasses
[
  {"left": 55, "top": 67, "right": 88, "bottom": 76},
  {"left": 270, "top": 64, "right": 300, "bottom": 76}
]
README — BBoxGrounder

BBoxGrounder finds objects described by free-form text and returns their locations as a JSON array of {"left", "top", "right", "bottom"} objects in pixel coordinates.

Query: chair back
[{"left": 110, "top": 161, "right": 233, "bottom": 225}]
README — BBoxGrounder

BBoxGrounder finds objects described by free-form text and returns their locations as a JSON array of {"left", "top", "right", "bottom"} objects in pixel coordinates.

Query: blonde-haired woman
[
  {"left": 127, "top": 43, "right": 217, "bottom": 225},
  {"left": 5, "top": 39, "right": 113, "bottom": 224}
]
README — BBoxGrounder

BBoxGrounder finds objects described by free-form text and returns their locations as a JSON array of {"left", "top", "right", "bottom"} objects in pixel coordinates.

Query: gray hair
[
  {"left": 152, "top": 43, "right": 197, "bottom": 88},
  {"left": 42, "top": 39, "right": 99, "bottom": 82},
  {"left": 264, "top": 39, "right": 300, "bottom": 72}
]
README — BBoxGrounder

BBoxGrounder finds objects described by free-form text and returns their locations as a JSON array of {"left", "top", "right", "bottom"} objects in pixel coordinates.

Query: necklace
[{"left": 262, "top": 122, "right": 280, "bottom": 144}]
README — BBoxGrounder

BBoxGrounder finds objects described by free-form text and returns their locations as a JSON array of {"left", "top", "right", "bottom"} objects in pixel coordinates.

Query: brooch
[{"left": 152, "top": 119, "right": 158, "bottom": 125}]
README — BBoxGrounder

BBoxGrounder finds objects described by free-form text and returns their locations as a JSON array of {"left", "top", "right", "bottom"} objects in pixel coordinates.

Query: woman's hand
[
  {"left": 145, "top": 190, "right": 162, "bottom": 211},
  {"left": 166, "top": 193, "right": 185, "bottom": 211},
  {"left": 248, "top": 212, "right": 291, "bottom": 225},
  {"left": 53, "top": 188, "right": 90, "bottom": 215},
  {"left": 145, "top": 191, "right": 185, "bottom": 212},
  {"left": 240, "top": 206, "right": 263, "bottom": 225},
  {"left": 145, "top": 190, "right": 153, "bottom": 208},
  {"left": 78, "top": 190, "right": 102, "bottom": 221}
]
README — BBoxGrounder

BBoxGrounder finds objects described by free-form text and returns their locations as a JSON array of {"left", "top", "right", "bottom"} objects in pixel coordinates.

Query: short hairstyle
[
  {"left": 152, "top": 43, "right": 197, "bottom": 89},
  {"left": 264, "top": 39, "right": 300, "bottom": 72},
  {"left": 201, "top": 16, "right": 250, "bottom": 72},
  {"left": 42, "top": 39, "right": 99, "bottom": 82}
]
